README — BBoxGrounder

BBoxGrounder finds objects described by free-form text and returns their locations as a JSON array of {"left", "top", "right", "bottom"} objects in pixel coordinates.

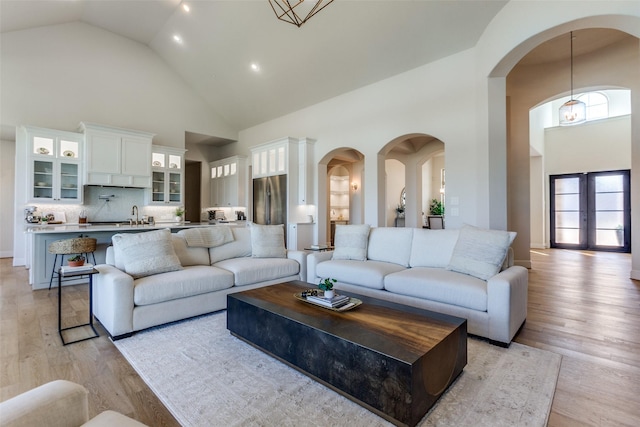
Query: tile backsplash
[{"left": 31, "top": 186, "right": 181, "bottom": 224}]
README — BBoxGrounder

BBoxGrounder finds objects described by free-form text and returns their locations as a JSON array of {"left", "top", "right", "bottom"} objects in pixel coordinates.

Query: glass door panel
[
  {"left": 551, "top": 170, "right": 630, "bottom": 252},
  {"left": 33, "top": 136, "right": 54, "bottom": 156},
  {"left": 59, "top": 162, "right": 79, "bottom": 200},
  {"left": 33, "top": 160, "right": 53, "bottom": 199},
  {"left": 169, "top": 172, "right": 181, "bottom": 203},
  {"left": 152, "top": 171, "right": 165, "bottom": 202}
]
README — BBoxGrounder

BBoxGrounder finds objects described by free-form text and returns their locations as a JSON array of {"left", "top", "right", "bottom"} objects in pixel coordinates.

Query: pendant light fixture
[
  {"left": 559, "top": 31, "right": 586, "bottom": 126},
  {"left": 268, "top": 0, "right": 334, "bottom": 28}
]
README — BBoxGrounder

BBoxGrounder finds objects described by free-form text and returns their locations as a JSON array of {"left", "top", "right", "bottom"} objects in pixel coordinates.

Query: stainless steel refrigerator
[{"left": 253, "top": 174, "right": 287, "bottom": 226}]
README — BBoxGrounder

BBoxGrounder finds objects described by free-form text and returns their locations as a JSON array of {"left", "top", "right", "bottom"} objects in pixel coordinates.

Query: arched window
[{"left": 576, "top": 92, "right": 609, "bottom": 121}]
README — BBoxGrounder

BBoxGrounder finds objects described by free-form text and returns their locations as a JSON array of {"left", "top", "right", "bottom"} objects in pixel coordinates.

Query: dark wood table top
[{"left": 228, "top": 280, "right": 467, "bottom": 364}]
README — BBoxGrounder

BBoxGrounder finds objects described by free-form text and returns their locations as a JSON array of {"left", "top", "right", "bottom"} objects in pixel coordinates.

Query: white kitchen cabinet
[
  {"left": 80, "top": 122, "right": 154, "bottom": 188},
  {"left": 251, "top": 137, "right": 314, "bottom": 206},
  {"left": 147, "top": 146, "right": 186, "bottom": 205},
  {"left": 22, "top": 126, "right": 84, "bottom": 204},
  {"left": 210, "top": 156, "right": 247, "bottom": 207}
]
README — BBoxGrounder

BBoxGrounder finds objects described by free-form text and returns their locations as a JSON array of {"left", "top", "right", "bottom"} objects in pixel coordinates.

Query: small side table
[{"left": 58, "top": 267, "right": 100, "bottom": 345}]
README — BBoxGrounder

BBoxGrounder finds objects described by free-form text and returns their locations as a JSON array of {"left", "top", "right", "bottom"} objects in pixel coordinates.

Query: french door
[{"left": 550, "top": 170, "right": 630, "bottom": 252}]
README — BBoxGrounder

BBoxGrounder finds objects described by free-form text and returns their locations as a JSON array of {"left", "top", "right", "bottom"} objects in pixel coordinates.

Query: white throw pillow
[
  {"left": 210, "top": 227, "right": 252, "bottom": 264},
  {"left": 446, "top": 225, "right": 515, "bottom": 280},
  {"left": 250, "top": 223, "right": 286, "bottom": 258},
  {"left": 178, "top": 226, "right": 234, "bottom": 248},
  {"left": 112, "top": 228, "right": 182, "bottom": 279},
  {"left": 332, "top": 224, "right": 371, "bottom": 261}
]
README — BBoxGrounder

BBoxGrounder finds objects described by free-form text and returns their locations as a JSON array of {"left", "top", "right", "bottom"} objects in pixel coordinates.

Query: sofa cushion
[
  {"left": 133, "top": 265, "right": 234, "bottom": 306},
  {"left": 447, "top": 225, "right": 515, "bottom": 280},
  {"left": 250, "top": 223, "right": 286, "bottom": 258},
  {"left": 409, "top": 229, "right": 460, "bottom": 268},
  {"left": 332, "top": 224, "right": 371, "bottom": 261},
  {"left": 316, "top": 259, "right": 405, "bottom": 290},
  {"left": 214, "top": 257, "right": 299, "bottom": 287},
  {"left": 112, "top": 229, "right": 182, "bottom": 279},
  {"left": 384, "top": 267, "right": 488, "bottom": 311},
  {"left": 178, "top": 226, "right": 234, "bottom": 248},
  {"left": 367, "top": 227, "right": 413, "bottom": 267},
  {"left": 209, "top": 227, "right": 252, "bottom": 264},
  {"left": 171, "top": 234, "right": 210, "bottom": 266}
]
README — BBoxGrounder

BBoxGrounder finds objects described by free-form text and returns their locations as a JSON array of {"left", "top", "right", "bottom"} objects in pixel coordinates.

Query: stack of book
[
  {"left": 60, "top": 263, "right": 95, "bottom": 274},
  {"left": 306, "top": 293, "right": 350, "bottom": 308},
  {"left": 310, "top": 244, "right": 328, "bottom": 250}
]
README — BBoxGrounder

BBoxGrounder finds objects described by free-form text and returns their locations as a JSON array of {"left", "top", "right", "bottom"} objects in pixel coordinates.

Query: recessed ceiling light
[
  {"left": 173, "top": 35, "right": 183, "bottom": 44},
  {"left": 182, "top": 3, "right": 190, "bottom": 13},
  {"left": 251, "top": 63, "right": 260, "bottom": 72}
]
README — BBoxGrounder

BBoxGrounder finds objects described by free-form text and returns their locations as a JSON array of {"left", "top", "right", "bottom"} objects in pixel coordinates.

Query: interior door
[{"left": 550, "top": 170, "right": 630, "bottom": 252}]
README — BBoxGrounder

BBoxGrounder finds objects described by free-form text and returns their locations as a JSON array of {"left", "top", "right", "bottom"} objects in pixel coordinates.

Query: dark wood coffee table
[{"left": 227, "top": 281, "right": 467, "bottom": 427}]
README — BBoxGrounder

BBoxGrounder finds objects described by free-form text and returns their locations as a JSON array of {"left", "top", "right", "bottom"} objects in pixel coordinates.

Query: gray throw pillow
[
  {"left": 332, "top": 224, "right": 371, "bottom": 261},
  {"left": 446, "top": 225, "right": 515, "bottom": 280},
  {"left": 112, "top": 228, "right": 183, "bottom": 279},
  {"left": 250, "top": 223, "right": 286, "bottom": 258}
]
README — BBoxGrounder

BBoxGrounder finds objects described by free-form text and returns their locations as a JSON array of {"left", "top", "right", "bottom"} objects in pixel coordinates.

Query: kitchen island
[{"left": 26, "top": 222, "right": 245, "bottom": 290}]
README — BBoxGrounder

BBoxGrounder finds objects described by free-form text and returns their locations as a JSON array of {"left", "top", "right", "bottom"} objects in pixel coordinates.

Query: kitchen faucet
[{"left": 131, "top": 205, "right": 139, "bottom": 225}]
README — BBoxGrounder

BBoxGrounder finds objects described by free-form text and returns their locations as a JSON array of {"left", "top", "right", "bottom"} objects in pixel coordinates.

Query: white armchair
[{"left": 0, "top": 380, "right": 147, "bottom": 427}]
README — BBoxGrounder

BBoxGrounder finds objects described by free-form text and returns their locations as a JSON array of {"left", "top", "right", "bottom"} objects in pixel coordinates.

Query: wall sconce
[{"left": 351, "top": 182, "right": 358, "bottom": 191}]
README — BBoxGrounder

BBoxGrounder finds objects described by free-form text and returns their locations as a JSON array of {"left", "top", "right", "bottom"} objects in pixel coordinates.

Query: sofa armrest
[
  {"left": 286, "top": 250, "right": 308, "bottom": 281},
  {"left": 0, "top": 380, "right": 89, "bottom": 427},
  {"left": 487, "top": 265, "right": 528, "bottom": 344},
  {"left": 93, "top": 264, "right": 135, "bottom": 338},
  {"left": 306, "top": 251, "right": 334, "bottom": 283}
]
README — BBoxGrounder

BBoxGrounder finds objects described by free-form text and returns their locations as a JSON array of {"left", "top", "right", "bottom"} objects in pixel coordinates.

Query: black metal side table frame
[{"left": 57, "top": 267, "right": 99, "bottom": 345}]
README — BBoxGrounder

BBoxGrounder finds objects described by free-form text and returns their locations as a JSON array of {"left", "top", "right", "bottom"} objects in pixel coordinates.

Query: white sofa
[
  {"left": 307, "top": 225, "right": 528, "bottom": 345},
  {"left": 0, "top": 380, "right": 147, "bottom": 427},
  {"left": 93, "top": 225, "right": 305, "bottom": 339}
]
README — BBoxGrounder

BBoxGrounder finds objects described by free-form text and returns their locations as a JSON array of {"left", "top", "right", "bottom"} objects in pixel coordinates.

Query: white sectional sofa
[
  {"left": 93, "top": 225, "right": 305, "bottom": 339},
  {"left": 307, "top": 225, "right": 528, "bottom": 345}
]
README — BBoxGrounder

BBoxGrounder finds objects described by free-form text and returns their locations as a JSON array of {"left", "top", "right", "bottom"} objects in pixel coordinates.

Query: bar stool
[{"left": 48, "top": 237, "right": 97, "bottom": 289}]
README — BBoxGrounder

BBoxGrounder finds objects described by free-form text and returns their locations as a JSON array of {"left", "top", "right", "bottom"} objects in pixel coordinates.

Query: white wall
[
  {"left": 0, "top": 22, "right": 236, "bottom": 145},
  {"left": 0, "top": 140, "right": 15, "bottom": 257}
]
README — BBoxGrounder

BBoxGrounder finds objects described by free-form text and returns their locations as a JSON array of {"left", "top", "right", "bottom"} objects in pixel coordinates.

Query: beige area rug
[{"left": 114, "top": 312, "right": 561, "bottom": 427}]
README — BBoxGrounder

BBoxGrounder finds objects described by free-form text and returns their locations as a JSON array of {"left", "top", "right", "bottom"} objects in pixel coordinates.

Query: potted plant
[
  {"left": 395, "top": 204, "right": 405, "bottom": 218},
  {"left": 318, "top": 277, "right": 337, "bottom": 299},
  {"left": 68, "top": 254, "right": 85, "bottom": 267},
  {"left": 174, "top": 206, "right": 185, "bottom": 222},
  {"left": 429, "top": 198, "right": 444, "bottom": 216}
]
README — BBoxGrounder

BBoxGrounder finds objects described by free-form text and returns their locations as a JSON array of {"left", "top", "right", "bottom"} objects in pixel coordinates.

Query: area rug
[{"left": 114, "top": 312, "right": 561, "bottom": 427}]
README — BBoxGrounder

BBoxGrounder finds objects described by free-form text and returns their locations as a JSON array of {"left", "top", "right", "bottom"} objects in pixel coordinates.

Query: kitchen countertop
[{"left": 25, "top": 221, "right": 244, "bottom": 234}]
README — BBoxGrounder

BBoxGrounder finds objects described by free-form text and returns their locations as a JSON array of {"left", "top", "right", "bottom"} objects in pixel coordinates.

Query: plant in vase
[
  {"left": 68, "top": 254, "right": 85, "bottom": 267},
  {"left": 174, "top": 206, "right": 185, "bottom": 223},
  {"left": 429, "top": 199, "right": 444, "bottom": 216},
  {"left": 318, "top": 277, "right": 337, "bottom": 299}
]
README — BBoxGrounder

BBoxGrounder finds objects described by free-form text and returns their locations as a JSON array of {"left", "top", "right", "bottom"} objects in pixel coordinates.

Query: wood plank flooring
[{"left": 1, "top": 249, "right": 639, "bottom": 426}]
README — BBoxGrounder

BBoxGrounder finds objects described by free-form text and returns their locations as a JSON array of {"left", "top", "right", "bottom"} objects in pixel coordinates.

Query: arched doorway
[
  {"left": 317, "top": 148, "right": 365, "bottom": 245},
  {"left": 500, "top": 23, "right": 640, "bottom": 267},
  {"left": 379, "top": 134, "right": 445, "bottom": 228}
]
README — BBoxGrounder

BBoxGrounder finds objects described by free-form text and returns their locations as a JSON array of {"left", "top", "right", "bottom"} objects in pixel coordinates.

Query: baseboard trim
[
  {"left": 515, "top": 260, "right": 532, "bottom": 269},
  {"left": 630, "top": 270, "right": 640, "bottom": 280},
  {"left": 0, "top": 251, "right": 13, "bottom": 259}
]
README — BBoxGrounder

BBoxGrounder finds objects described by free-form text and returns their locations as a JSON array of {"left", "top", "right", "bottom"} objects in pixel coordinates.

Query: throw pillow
[
  {"left": 446, "top": 225, "right": 515, "bottom": 280},
  {"left": 250, "top": 223, "right": 286, "bottom": 258},
  {"left": 209, "top": 227, "right": 252, "bottom": 264},
  {"left": 332, "top": 224, "right": 371, "bottom": 261},
  {"left": 178, "top": 226, "right": 234, "bottom": 248},
  {"left": 112, "top": 228, "right": 182, "bottom": 279}
]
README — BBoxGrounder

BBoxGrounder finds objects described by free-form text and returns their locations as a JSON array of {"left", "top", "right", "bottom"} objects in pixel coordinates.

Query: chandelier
[
  {"left": 559, "top": 31, "right": 586, "bottom": 126},
  {"left": 268, "top": 0, "right": 335, "bottom": 28}
]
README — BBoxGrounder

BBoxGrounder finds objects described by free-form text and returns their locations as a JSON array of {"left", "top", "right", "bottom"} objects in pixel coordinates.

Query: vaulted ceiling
[{"left": 1, "top": 0, "right": 509, "bottom": 130}]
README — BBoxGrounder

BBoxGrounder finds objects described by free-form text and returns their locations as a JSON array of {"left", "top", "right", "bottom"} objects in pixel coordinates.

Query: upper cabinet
[
  {"left": 21, "top": 126, "right": 84, "bottom": 204},
  {"left": 147, "top": 145, "right": 186, "bottom": 206},
  {"left": 250, "top": 137, "right": 315, "bottom": 205},
  {"left": 79, "top": 122, "right": 154, "bottom": 188},
  {"left": 210, "top": 156, "right": 247, "bottom": 208}
]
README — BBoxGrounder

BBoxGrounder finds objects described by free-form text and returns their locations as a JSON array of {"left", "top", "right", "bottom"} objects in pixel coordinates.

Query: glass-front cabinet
[
  {"left": 28, "top": 128, "right": 83, "bottom": 203},
  {"left": 148, "top": 146, "right": 185, "bottom": 205}
]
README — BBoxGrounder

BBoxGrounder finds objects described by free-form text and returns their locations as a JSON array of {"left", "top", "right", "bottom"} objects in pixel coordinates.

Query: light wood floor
[{"left": 1, "top": 249, "right": 639, "bottom": 426}]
